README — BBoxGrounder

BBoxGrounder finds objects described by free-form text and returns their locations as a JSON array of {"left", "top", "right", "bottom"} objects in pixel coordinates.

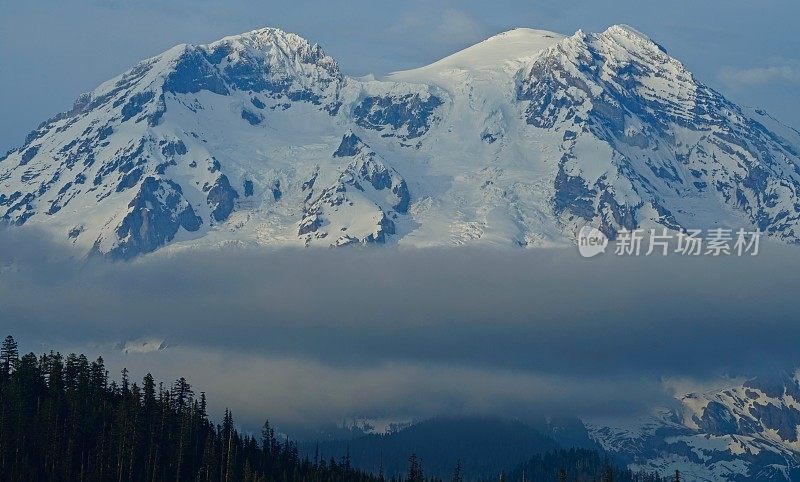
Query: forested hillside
[
  {"left": 0, "top": 336, "right": 672, "bottom": 482},
  {"left": 0, "top": 335, "right": 377, "bottom": 482}
]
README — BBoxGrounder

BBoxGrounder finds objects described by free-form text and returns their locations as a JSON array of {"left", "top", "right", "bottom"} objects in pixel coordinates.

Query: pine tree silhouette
[
  {"left": 451, "top": 460, "right": 463, "bottom": 482},
  {"left": 406, "top": 453, "right": 424, "bottom": 482}
]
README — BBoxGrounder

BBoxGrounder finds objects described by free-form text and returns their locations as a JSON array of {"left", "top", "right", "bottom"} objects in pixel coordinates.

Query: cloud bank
[
  {"left": 721, "top": 62, "right": 800, "bottom": 87},
  {"left": 1, "top": 227, "right": 799, "bottom": 433}
]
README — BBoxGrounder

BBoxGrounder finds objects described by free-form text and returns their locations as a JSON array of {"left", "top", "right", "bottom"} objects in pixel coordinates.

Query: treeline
[
  {"left": 300, "top": 417, "right": 559, "bottom": 480},
  {"left": 507, "top": 449, "right": 670, "bottom": 482},
  {"left": 0, "top": 335, "right": 379, "bottom": 482},
  {"left": 0, "top": 335, "right": 676, "bottom": 482}
]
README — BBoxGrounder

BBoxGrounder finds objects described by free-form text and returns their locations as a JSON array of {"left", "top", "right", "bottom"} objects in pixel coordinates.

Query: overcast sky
[{"left": 2, "top": 0, "right": 800, "bottom": 153}]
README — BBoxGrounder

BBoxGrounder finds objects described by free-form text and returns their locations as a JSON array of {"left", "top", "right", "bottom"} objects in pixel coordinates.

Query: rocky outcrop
[
  {"left": 299, "top": 133, "right": 409, "bottom": 246},
  {"left": 105, "top": 177, "right": 201, "bottom": 260},
  {"left": 206, "top": 174, "right": 239, "bottom": 222}
]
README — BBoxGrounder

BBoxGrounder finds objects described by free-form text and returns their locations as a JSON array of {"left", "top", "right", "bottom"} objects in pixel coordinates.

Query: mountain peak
[
  {"left": 434, "top": 27, "right": 564, "bottom": 67},
  {"left": 333, "top": 131, "right": 369, "bottom": 157},
  {"left": 210, "top": 26, "right": 316, "bottom": 53},
  {"left": 388, "top": 27, "right": 564, "bottom": 84},
  {"left": 603, "top": 24, "right": 651, "bottom": 40},
  {"left": 3, "top": 24, "right": 800, "bottom": 258},
  {"left": 599, "top": 24, "right": 668, "bottom": 54},
  {"left": 485, "top": 27, "right": 564, "bottom": 43},
  {"left": 223, "top": 26, "right": 294, "bottom": 39},
  {"left": 203, "top": 27, "right": 340, "bottom": 78}
]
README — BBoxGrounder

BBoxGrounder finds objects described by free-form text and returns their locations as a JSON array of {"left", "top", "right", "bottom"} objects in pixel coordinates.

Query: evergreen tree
[
  {"left": 0, "top": 335, "right": 382, "bottom": 482},
  {"left": 0, "top": 334, "right": 671, "bottom": 482},
  {"left": 508, "top": 449, "right": 667, "bottom": 482},
  {"left": 451, "top": 460, "right": 462, "bottom": 482},
  {"left": 1, "top": 335, "right": 18, "bottom": 377},
  {"left": 406, "top": 453, "right": 424, "bottom": 482}
]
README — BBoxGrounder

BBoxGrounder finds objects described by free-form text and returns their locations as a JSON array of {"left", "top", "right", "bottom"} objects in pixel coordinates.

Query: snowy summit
[{"left": 1, "top": 25, "right": 800, "bottom": 259}]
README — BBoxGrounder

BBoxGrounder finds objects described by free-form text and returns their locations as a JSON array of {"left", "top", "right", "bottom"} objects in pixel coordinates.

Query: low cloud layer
[
  {"left": 2, "top": 227, "right": 799, "bottom": 432},
  {"left": 721, "top": 61, "right": 800, "bottom": 87}
]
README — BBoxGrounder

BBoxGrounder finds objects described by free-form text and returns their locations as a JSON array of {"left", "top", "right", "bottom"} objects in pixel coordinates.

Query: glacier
[{"left": 2, "top": 25, "right": 800, "bottom": 258}]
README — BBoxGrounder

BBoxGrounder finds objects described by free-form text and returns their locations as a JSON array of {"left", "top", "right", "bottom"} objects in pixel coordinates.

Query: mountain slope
[
  {"left": 589, "top": 373, "right": 800, "bottom": 481},
  {"left": 2, "top": 25, "right": 800, "bottom": 258},
  {"left": 299, "top": 417, "right": 560, "bottom": 480},
  {"left": 517, "top": 25, "right": 800, "bottom": 239}
]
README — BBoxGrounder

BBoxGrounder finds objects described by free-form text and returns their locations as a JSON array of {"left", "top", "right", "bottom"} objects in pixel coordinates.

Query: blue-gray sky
[{"left": 1, "top": 0, "right": 799, "bottom": 153}]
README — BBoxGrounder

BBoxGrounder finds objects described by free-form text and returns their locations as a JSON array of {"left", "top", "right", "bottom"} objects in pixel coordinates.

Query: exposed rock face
[
  {"left": 206, "top": 174, "right": 239, "bottom": 222},
  {"left": 103, "top": 176, "right": 201, "bottom": 260},
  {"left": 299, "top": 133, "right": 410, "bottom": 246},
  {"left": 353, "top": 92, "right": 443, "bottom": 141},
  {"left": 333, "top": 131, "right": 363, "bottom": 157}
]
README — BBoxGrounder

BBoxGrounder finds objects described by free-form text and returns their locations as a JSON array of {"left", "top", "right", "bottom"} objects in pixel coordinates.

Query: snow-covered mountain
[
  {"left": 589, "top": 373, "right": 800, "bottom": 481},
  {"left": 2, "top": 25, "right": 800, "bottom": 258}
]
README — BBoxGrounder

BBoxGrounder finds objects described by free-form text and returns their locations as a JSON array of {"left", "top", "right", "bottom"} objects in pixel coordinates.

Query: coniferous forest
[
  {"left": 0, "top": 335, "right": 673, "bottom": 482},
  {"left": 506, "top": 450, "right": 670, "bottom": 482},
  {"left": 0, "top": 335, "right": 379, "bottom": 482}
]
